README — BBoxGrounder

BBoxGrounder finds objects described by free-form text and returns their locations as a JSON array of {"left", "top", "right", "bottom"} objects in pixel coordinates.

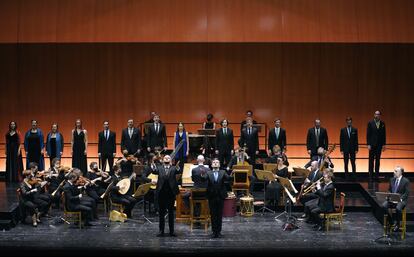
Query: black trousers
[
  {"left": 71, "top": 204, "right": 93, "bottom": 223},
  {"left": 368, "top": 146, "right": 382, "bottom": 177},
  {"left": 382, "top": 201, "right": 406, "bottom": 225},
  {"left": 219, "top": 151, "right": 232, "bottom": 168},
  {"left": 343, "top": 152, "right": 356, "bottom": 175},
  {"left": 208, "top": 196, "right": 224, "bottom": 234},
  {"left": 299, "top": 193, "right": 318, "bottom": 208},
  {"left": 100, "top": 153, "right": 114, "bottom": 173},
  {"left": 112, "top": 195, "right": 137, "bottom": 217},
  {"left": 158, "top": 192, "right": 175, "bottom": 233}
]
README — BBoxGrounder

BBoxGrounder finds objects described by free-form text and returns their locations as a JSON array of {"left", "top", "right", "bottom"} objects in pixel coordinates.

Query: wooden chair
[
  {"left": 189, "top": 189, "right": 210, "bottom": 231},
  {"left": 383, "top": 207, "right": 407, "bottom": 240},
  {"left": 109, "top": 198, "right": 124, "bottom": 214},
  {"left": 232, "top": 170, "right": 250, "bottom": 196},
  {"left": 61, "top": 192, "right": 82, "bottom": 229},
  {"left": 319, "top": 191, "right": 345, "bottom": 232}
]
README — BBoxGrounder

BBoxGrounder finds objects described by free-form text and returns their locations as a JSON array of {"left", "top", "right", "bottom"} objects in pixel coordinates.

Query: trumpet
[{"left": 302, "top": 177, "right": 324, "bottom": 195}]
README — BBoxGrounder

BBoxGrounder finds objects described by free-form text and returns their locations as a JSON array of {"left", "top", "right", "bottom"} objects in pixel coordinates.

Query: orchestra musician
[
  {"left": 266, "top": 145, "right": 289, "bottom": 166},
  {"left": 109, "top": 165, "right": 138, "bottom": 218},
  {"left": 304, "top": 147, "right": 334, "bottom": 169},
  {"left": 382, "top": 166, "right": 410, "bottom": 232},
  {"left": 19, "top": 169, "right": 51, "bottom": 227},
  {"left": 265, "top": 157, "right": 289, "bottom": 209},
  {"left": 303, "top": 169, "right": 335, "bottom": 231},
  {"left": 85, "top": 162, "right": 111, "bottom": 202},
  {"left": 45, "top": 158, "right": 65, "bottom": 208},
  {"left": 298, "top": 161, "right": 323, "bottom": 219},
  {"left": 62, "top": 172, "right": 96, "bottom": 226}
]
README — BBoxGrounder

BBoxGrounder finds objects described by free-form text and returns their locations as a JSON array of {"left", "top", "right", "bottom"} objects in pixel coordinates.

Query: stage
[{"left": 0, "top": 179, "right": 413, "bottom": 257}]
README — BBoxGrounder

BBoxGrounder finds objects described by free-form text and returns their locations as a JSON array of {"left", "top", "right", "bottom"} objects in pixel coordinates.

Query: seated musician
[
  {"left": 141, "top": 153, "right": 162, "bottom": 213},
  {"left": 299, "top": 161, "right": 322, "bottom": 219},
  {"left": 85, "top": 162, "right": 111, "bottom": 202},
  {"left": 227, "top": 147, "right": 254, "bottom": 194},
  {"left": 265, "top": 157, "right": 289, "bottom": 208},
  {"left": 62, "top": 172, "right": 95, "bottom": 226},
  {"left": 227, "top": 147, "right": 251, "bottom": 170},
  {"left": 382, "top": 166, "right": 410, "bottom": 232},
  {"left": 266, "top": 145, "right": 289, "bottom": 166},
  {"left": 45, "top": 158, "right": 65, "bottom": 208},
  {"left": 304, "top": 147, "right": 334, "bottom": 169},
  {"left": 109, "top": 165, "right": 137, "bottom": 218},
  {"left": 20, "top": 169, "right": 51, "bottom": 227},
  {"left": 116, "top": 150, "right": 139, "bottom": 178},
  {"left": 303, "top": 169, "right": 335, "bottom": 231}
]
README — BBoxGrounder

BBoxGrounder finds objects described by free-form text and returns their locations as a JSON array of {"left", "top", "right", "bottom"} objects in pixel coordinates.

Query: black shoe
[
  {"left": 317, "top": 225, "right": 324, "bottom": 231},
  {"left": 300, "top": 213, "right": 307, "bottom": 219},
  {"left": 156, "top": 232, "right": 165, "bottom": 237},
  {"left": 312, "top": 224, "right": 319, "bottom": 229},
  {"left": 213, "top": 233, "right": 219, "bottom": 238},
  {"left": 169, "top": 232, "right": 177, "bottom": 237},
  {"left": 84, "top": 222, "right": 96, "bottom": 226},
  {"left": 217, "top": 233, "right": 223, "bottom": 238}
]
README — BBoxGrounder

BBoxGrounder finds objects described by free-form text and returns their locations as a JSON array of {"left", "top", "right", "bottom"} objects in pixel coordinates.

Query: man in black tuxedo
[
  {"left": 367, "top": 110, "right": 386, "bottom": 179},
  {"left": 240, "top": 110, "right": 257, "bottom": 131},
  {"left": 146, "top": 114, "right": 167, "bottom": 153},
  {"left": 268, "top": 118, "right": 287, "bottom": 155},
  {"left": 150, "top": 155, "right": 182, "bottom": 237},
  {"left": 109, "top": 165, "right": 137, "bottom": 218},
  {"left": 120, "top": 119, "right": 141, "bottom": 157},
  {"left": 62, "top": 173, "right": 95, "bottom": 226},
  {"left": 215, "top": 119, "right": 234, "bottom": 167},
  {"left": 206, "top": 159, "right": 233, "bottom": 238},
  {"left": 340, "top": 117, "right": 358, "bottom": 178},
  {"left": 304, "top": 147, "right": 334, "bottom": 170},
  {"left": 299, "top": 161, "right": 323, "bottom": 219},
  {"left": 382, "top": 166, "right": 410, "bottom": 232},
  {"left": 239, "top": 118, "right": 259, "bottom": 165},
  {"left": 306, "top": 119, "right": 329, "bottom": 157},
  {"left": 304, "top": 169, "right": 335, "bottom": 231},
  {"left": 98, "top": 121, "right": 116, "bottom": 174}
]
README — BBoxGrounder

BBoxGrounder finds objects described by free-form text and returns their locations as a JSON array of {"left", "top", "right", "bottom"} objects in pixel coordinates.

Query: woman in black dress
[
  {"left": 24, "top": 120, "right": 45, "bottom": 171},
  {"left": 266, "top": 157, "right": 289, "bottom": 209},
  {"left": 71, "top": 119, "right": 88, "bottom": 174},
  {"left": 5, "top": 121, "right": 24, "bottom": 182},
  {"left": 202, "top": 113, "right": 216, "bottom": 130}
]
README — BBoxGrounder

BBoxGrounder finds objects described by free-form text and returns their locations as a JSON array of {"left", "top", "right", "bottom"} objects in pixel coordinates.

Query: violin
[{"left": 75, "top": 175, "right": 91, "bottom": 186}]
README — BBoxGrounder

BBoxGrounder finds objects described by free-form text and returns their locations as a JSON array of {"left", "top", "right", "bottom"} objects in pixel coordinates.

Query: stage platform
[{"left": 0, "top": 180, "right": 413, "bottom": 257}]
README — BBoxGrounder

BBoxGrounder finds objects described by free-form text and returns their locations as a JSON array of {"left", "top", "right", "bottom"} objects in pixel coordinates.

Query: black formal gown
[
  {"left": 72, "top": 130, "right": 88, "bottom": 174},
  {"left": 5, "top": 132, "right": 23, "bottom": 182},
  {"left": 27, "top": 131, "right": 41, "bottom": 166}
]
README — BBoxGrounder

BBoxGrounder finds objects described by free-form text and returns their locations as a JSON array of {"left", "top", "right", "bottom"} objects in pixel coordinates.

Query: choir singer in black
[
  {"left": 98, "top": 121, "right": 116, "bottom": 174},
  {"left": 340, "top": 117, "right": 358, "bottom": 179},
  {"left": 306, "top": 119, "right": 328, "bottom": 158},
  {"left": 367, "top": 110, "right": 386, "bottom": 180},
  {"left": 120, "top": 119, "right": 141, "bottom": 157},
  {"left": 215, "top": 119, "right": 234, "bottom": 168}
]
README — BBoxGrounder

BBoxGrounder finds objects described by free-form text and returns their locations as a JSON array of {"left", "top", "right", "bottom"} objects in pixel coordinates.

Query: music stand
[
  {"left": 255, "top": 169, "right": 276, "bottom": 214},
  {"left": 275, "top": 176, "right": 299, "bottom": 231},
  {"left": 293, "top": 167, "right": 310, "bottom": 178},
  {"left": 374, "top": 192, "right": 402, "bottom": 245},
  {"left": 133, "top": 183, "right": 154, "bottom": 224}
]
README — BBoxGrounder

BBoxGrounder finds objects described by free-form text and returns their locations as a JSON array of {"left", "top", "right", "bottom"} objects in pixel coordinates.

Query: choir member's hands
[
  {"left": 113, "top": 153, "right": 116, "bottom": 158},
  {"left": 307, "top": 150, "right": 311, "bottom": 155},
  {"left": 355, "top": 151, "right": 358, "bottom": 154},
  {"left": 255, "top": 150, "right": 259, "bottom": 155},
  {"left": 382, "top": 145, "right": 386, "bottom": 152},
  {"left": 231, "top": 150, "right": 234, "bottom": 155},
  {"left": 98, "top": 153, "right": 101, "bottom": 157},
  {"left": 186, "top": 151, "right": 189, "bottom": 156},
  {"left": 267, "top": 150, "right": 272, "bottom": 156},
  {"left": 41, "top": 149, "right": 44, "bottom": 155},
  {"left": 84, "top": 150, "right": 87, "bottom": 155},
  {"left": 59, "top": 152, "right": 63, "bottom": 156},
  {"left": 71, "top": 151, "right": 73, "bottom": 156},
  {"left": 147, "top": 147, "right": 151, "bottom": 152},
  {"left": 340, "top": 151, "right": 344, "bottom": 156},
  {"left": 215, "top": 150, "right": 219, "bottom": 155},
  {"left": 367, "top": 145, "right": 371, "bottom": 151},
  {"left": 163, "top": 147, "right": 168, "bottom": 151}
]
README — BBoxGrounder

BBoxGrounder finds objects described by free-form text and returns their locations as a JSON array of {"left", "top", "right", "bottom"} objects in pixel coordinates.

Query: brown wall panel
[
  {"left": 0, "top": 0, "right": 18, "bottom": 42},
  {"left": 18, "top": 0, "right": 58, "bottom": 42},
  {"left": 1, "top": 0, "right": 414, "bottom": 43},
  {"left": 0, "top": 43, "right": 413, "bottom": 173},
  {"left": 57, "top": 0, "right": 96, "bottom": 42}
]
